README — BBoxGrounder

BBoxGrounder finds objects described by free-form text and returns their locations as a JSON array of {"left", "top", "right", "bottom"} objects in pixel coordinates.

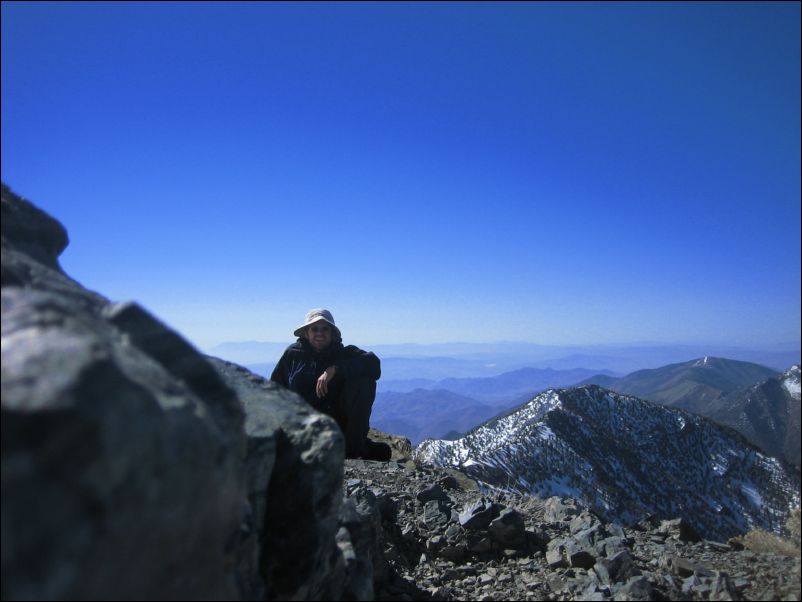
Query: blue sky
[{"left": 2, "top": 2, "right": 800, "bottom": 351}]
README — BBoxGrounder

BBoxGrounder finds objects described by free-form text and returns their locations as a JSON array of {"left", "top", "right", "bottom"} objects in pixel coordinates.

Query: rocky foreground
[{"left": 349, "top": 436, "right": 800, "bottom": 602}]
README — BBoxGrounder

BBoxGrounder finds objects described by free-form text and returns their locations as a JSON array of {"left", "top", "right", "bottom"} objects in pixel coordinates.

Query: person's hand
[{"left": 316, "top": 366, "right": 336, "bottom": 399}]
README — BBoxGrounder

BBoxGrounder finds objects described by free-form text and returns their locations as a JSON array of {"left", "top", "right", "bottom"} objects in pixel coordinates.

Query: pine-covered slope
[{"left": 415, "top": 385, "right": 800, "bottom": 543}]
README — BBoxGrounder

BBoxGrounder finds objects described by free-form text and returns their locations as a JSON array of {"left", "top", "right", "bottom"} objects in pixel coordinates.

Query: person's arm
[
  {"left": 316, "top": 365, "right": 336, "bottom": 398},
  {"left": 335, "top": 346, "right": 381, "bottom": 381}
]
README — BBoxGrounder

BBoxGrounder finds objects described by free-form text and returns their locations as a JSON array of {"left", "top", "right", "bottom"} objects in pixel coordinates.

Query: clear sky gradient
[{"left": 2, "top": 2, "right": 800, "bottom": 350}]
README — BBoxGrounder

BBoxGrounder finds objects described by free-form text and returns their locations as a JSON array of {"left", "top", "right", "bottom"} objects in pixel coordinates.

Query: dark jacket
[{"left": 270, "top": 338, "right": 381, "bottom": 411}]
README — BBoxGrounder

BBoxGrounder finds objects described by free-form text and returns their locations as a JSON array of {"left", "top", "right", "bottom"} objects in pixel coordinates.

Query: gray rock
[
  {"left": 606, "top": 522, "right": 627, "bottom": 539},
  {"left": 488, "top": 508, "right": 527, "bottom": 549},
  {"left": 2, "top": 287, "right": 247, "bottom": 600},
  {"left": 210, "top": 356, "right": 347, "bottom": 600},
  {"left": 546, "top": 540, "right": 568, "bottom": 568},
  {"left": 422, "top": 499, "right": 452, "bottom": 531},
  {"left": 596, "top": 535, "right": 627, "bottom": 558},
  {"left": 658, "top": 517, "right": 702, "bottom": 542},
  {"left": 574, "top": 524, "right": 603, "bottom": 551},
  {"left": 417, "top": 483, "right": 449, "bottom": 503},
  {"left": 544, "top": 496, "right": 582, "bottom": 523},
  {"left": 466, "top": 532, "right": 494, "bottom": 554},
  {"left": 338, "top": 487, "right": 387, "bottom": 600},
  {"left": 569, "top": 511, "right": 601, "bottom": 534},
  {"left": 439, "top": 542, "right": 468, "bottom": 562},
  {"left": 710, "top": 571, "right": 740, "bottom": 601},
  {"left": 564, "top": 540, "right": 596, "bottom": 569},
  {"left": 658, "top": 553, "right": 710, "bottom": 579},
  {"left": 444, "top": 522, "right": 464, "bottom": 542},
  {"left": 605, "top": 550, "right": 640, "bottom": 583},
  {"left": 613, "top": 575, "right": 655, "bottom": 601},
  {"left": 438, "top": 475, "right": 459, "bottom": 490},
  {"left": 682, "top": 573, "right": 702, "bottom": 594},
  {"left": 592, "top": 558, "right": 611, "bottom": 582},
  {"left": 426, "top": 534, "right": 446, "bottom": 554},
  {"left": 459, "top": 497, "right": 502, "bottom": 530}
]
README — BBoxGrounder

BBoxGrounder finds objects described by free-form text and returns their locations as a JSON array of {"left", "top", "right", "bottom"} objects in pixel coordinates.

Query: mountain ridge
[
  {"left": 706, "top": 365, "right": 801, "bottom": 468},
  {"left": 579, "top": 356, "right": 779, "bottom": 411},
  {"left": 580, "top": 358, "right": 800, "bottom": 467},
  {"left": 415, "top": 385, "right": 800, "bottom": 543}
]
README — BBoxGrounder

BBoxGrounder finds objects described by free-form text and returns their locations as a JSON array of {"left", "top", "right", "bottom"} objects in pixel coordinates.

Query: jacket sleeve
[
  {"left": 270, "top": 350, "right": 290, "bottom": 387},
  {"left": 336, "top": 345, "right": 381, "bottom": 381}
]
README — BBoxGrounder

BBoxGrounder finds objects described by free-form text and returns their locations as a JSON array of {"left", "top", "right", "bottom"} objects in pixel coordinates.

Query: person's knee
[{"left": 342, "top": 376, "right": 376, "bottom": 397}]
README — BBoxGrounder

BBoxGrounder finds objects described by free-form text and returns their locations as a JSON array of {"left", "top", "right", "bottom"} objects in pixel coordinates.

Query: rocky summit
[{"left": 2, "top": 182, "right": 800, "bottom": 602}]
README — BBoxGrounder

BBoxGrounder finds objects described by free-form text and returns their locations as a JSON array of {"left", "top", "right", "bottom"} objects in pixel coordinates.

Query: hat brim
[{"left": 293, "top": 317, "right": 341, "bottom": 339}]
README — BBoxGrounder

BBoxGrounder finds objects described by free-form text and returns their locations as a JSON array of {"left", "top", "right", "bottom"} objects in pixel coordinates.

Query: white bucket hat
[{"left": 293, "top": 308, "right": 342, "bottom": 340}]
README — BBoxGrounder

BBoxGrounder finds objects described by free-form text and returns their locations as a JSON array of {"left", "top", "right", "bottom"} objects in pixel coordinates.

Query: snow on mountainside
[
  {"left": 414, "top": 385, "right": 800, "bottom": 543},
  {"left": 784, "top": 365, "right": 801, "bottom": 400}
]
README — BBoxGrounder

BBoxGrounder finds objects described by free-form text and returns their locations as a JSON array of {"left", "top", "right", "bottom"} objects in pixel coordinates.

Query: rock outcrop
[{"left": 208, "top": 356, "right": 348, "bottom": 600}]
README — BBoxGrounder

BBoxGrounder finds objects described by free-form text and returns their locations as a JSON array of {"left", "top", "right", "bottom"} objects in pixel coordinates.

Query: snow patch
[
  {"left": 538, "top": 425, "right": 556, "bottom": 441},
  {"left": 741, "top": 482, "right": 763, "bottom": 507},
  {"left": 783, "top": 375, "right": 801, "bottom": 400},
  {"left": 534, "top": 475, "right": 584, "bottom": 499}
]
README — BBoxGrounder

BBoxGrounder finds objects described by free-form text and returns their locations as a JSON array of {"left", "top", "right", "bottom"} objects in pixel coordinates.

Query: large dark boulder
[
  {"left": 1, "top": 184, "right": 352, "bottom": 600},
  {"left": 2, "top": 287, "right": 247, "bottom": 600}
]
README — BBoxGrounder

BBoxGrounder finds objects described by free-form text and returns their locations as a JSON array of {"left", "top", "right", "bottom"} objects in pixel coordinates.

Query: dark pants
[{"left": 328, "top": 376, "right": 376, "bottom": 458}]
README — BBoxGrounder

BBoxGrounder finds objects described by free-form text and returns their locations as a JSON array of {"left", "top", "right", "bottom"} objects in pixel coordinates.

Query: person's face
[{"left": 306, "top": 321, "right": 332, "bottom": 351}]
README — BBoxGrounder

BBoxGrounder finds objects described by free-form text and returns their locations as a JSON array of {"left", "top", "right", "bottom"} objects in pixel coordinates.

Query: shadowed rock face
[
  {"left": 2, "top": 286, "right": 247, "bottom": 600},
  {"left": 1, "top": 184, "right": 351, "bottom": 601},
  {"left": 208, "top": 356, "right": 348, "bottom": 601}
]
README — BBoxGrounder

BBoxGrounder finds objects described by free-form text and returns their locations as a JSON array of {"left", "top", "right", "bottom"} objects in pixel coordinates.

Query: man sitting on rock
[{"left": 271, "top": 308, "right": 391, "bottom": 461}]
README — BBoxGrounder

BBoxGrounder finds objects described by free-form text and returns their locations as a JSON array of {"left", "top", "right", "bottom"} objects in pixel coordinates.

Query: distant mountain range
[
  {"left": 371, "top": 389, "right": 499, "bottom": 446},
  {"left": 380, "top": 367, "right": 617, "bottom": 400},
  {"left": 208, "top": 340, "right": 800, "bottom": 377},
  {"left": 580, "top": 358, "right": 800, "bottom": 467},
  {"left": 415, "top": 385, "right": 801, "bottom": 543},
  {"left": 579, "top": 356, "right": 779, "bottom": 412}
]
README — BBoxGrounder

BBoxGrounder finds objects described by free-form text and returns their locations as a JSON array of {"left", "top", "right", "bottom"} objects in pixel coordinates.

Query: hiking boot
[{"left": 363, "top": 439, "right": 392, "bottom": 462}]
